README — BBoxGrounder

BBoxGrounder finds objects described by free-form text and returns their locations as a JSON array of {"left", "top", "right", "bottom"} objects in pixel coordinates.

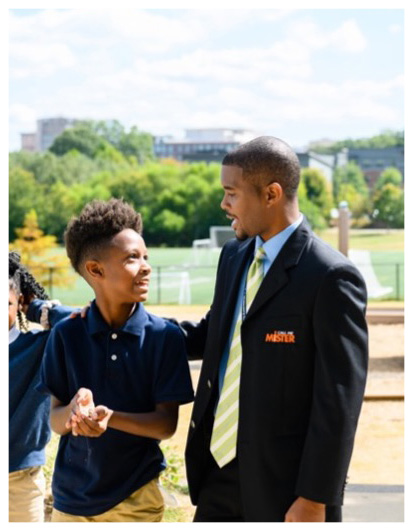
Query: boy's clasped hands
[{"left": 66, "top": 388, "right": 113, "bottom": 437}]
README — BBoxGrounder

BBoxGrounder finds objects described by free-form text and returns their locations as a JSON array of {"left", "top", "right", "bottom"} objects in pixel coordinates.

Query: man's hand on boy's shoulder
[{"left": 69, "top": 302, "right": 91, "bottom": 319}]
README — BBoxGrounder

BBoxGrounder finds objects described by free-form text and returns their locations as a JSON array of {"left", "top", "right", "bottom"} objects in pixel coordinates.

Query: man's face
[
  {"left": 97, "top": 229, "right": 152, "bottom": 304},
  {"left": 220, "top": 165, "right": 268, "bottom": 241}
]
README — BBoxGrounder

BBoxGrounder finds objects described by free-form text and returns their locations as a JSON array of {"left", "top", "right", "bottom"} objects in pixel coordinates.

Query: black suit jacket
[{"left": 182, "top": 218, "right": 368, "bottom": 521}]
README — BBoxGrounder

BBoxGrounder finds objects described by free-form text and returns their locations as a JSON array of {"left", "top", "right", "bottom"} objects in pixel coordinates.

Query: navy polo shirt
[
  {"left": 9, "top": 300, "right": 74, "bottom": 473},
  {"left": 38, "top": 301, "right": 194, "bottom": 517}
]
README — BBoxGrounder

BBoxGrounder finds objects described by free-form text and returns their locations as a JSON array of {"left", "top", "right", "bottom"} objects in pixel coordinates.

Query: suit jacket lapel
[
  {"left": 245, "top": 218, "right": 312, "bottom": 321},
  {"left": 217, "top": 238, "right": 255, "bottom": 350}
]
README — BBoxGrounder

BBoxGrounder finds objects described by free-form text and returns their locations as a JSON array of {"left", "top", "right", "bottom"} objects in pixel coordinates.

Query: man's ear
[
  {"left": 266, "top": 182, "right": 283, "bottom": 205},
  {"left": 84, "top": 260, "right": 104, "bottom": 280}
]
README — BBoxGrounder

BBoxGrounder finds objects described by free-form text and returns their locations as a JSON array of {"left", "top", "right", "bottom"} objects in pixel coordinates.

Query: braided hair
[{"left": 9, "top": 251, "right": 49, "bottom": 331}]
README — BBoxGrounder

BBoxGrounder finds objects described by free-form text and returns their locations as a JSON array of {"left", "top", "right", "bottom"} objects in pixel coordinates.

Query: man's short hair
[
  {"left": 65, "top": 198, "right": 142, "bottom": 274},
  {"left": 222, "top": 136, "right": 301, "bottom": 198}
]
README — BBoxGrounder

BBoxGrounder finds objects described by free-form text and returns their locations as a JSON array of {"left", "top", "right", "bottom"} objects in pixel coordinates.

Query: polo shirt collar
[
  {"left": 88, "top": 300, "right": 148, "bottom": 336},
  {"left": 9, "top": 326, "right": 21, "bottom": 344}
]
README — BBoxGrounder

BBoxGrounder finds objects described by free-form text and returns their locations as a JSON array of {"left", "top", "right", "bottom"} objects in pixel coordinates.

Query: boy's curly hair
[
  {"left": 9, "top": 251, "right": 49, "bottom": 331},
  {"left": 64, "top": 198, "right": 143, "bottom": 274}
]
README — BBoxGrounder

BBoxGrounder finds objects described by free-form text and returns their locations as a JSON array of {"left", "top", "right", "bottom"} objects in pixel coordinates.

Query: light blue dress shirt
[{"left": 218, "top": 214, "right": 304, "bottom": 393}]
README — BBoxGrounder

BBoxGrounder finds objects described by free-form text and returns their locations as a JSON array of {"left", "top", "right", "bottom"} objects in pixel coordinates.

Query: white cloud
[
  {"left": 9, "top": 103, "right": 37, "bottom": 128},
  {"left": 262, "top": 75, "right": 402, "bottom": 124},
  {"left": 389, "top": 23, "right": 402, "bottom": 34},
  {"left": 330, "top": 20, "right": 367, "bottom": 52},
  {"left": 287, "top": 17, "right": 367, "bottom": 53},
  {"left": 7, "top": 8, "right": 403, "bottom": 150},
  {"left": 10, "top": 42, "right": 76, "bottom": 79}
]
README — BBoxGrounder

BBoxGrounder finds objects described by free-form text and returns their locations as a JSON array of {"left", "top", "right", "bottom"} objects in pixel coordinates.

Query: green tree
[
  {"left": 333, "top": 161, "right": 368, "bottom": 201},
  {"left": 296, "top": 178, "right": 327, "bottom": 230},
  {"left": 332, "top": 162, "right": 370, "bottom": 221},
  {"left": 10, "top": 210, "right": 75, "bottom": 292},
  {"left": 87, "top": 119, "right": 154, "bottom": 162},
  {"left": 300, "top": 168, "right": 333, "bottom": 221},
  {"left": 117, "top": 126, "right": 154, "bottom": 163},
  {"left": 49, "top": 124, "right": 109, "bottom": 158},
  {"left": 374, "top": 167, "right": 403, "bottom": 189},
  {"left": 372, "top": 183, "right": 404, "bottom": 228},
  {"left": 9, "top": 166, "right": 40, "bottom": 241},
  {"left": 336, "top": 183, "right": 370, "bottom": 220},
  {"left": 310, "top": 130, "right": 404, "bottom": 154},
  {"left": 151, "top": 209, "right": 186, "bottom": 241}
]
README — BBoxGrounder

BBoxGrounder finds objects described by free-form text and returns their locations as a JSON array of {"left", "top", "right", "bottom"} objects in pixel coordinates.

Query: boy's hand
[
  {"left": 66, "top": 388, "right": 95, "bottom": 436},
  {"left": 71, "top": 406, "right": 113, "bottom": 438}
]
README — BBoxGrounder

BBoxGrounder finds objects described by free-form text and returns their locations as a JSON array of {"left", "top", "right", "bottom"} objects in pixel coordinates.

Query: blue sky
[{"left": 8, "top": 7, "right": 404, "bottom": 151}]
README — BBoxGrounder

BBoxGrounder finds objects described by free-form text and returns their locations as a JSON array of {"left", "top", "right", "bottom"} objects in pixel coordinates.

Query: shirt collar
[
  {"left": 9, "top": 326, "right": 21, "bottom": 344},
  {"left": 87, "top": 300, "right": 148, "bottom": 336},
  {"left": 255, "top": 213, "right": 304, "bottom": 266}
]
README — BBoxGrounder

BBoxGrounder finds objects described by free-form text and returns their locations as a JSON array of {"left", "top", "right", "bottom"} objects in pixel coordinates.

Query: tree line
[
  {"left": 309, "top": 129, "right": 404, "bottom": 154},
  {"left": 9, "top": 122, "right": 404, "bottom": 246}
]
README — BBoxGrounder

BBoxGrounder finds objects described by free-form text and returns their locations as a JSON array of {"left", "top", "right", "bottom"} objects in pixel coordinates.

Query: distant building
[
  {"left": 20, "top": 133, "right": 37, "bottom": 152},
  {"left": 36, "top": 117, "right": 77, "bottom": 151},
  {"left": 347, "top": 146, "right": 404, "bottom": 187},
  {"left": 154, "top": 128, "right": 259, "bottom": 163},
  {"left": 20, "top": 117, "right": 77, "bottom": 152},
  {"left": 296, "top": 150, "right": 348, "bottom": 183},
  {"left": 154, "top": 130, "right": 349, "bottom": 180}
]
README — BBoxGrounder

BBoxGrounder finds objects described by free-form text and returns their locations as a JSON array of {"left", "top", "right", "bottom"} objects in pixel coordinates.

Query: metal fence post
[
  {"left": 396, "top": 263, "right": 400, "bottom": 300},
  {"left": 157, "top": 266, "right": 161, "bottom": 304}
]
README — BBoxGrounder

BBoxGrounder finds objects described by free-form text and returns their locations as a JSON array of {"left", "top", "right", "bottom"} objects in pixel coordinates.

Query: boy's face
[
  {"left": 9, "top": 288, "right": 21, "bottom": 330},
  {"left": 95, "top": 229, "right": 152, "bottom": 304}
]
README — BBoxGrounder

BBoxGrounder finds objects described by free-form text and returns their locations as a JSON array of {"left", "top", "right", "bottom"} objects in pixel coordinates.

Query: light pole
[{"left": 338, "top": 201, "right": 350, "bottom": 257}]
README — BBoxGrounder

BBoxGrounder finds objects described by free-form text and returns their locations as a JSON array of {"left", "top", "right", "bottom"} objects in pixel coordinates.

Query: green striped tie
[{"left": 210, "top": 246, "right": 266, "bottom": 467}]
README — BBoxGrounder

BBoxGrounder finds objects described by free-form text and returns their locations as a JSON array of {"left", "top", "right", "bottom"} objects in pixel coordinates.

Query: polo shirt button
[
  {"left": 111, "top": 354, "right": 117, "bottom": 361},
  {"left": 191, "top": 420, "right": 196, "bottom": 429},
  {"left": 111, "top": 333, "right": 118, "bottom": 340},
  {"left": 207, "top": 380, "right": 212, "bottom": 388}
]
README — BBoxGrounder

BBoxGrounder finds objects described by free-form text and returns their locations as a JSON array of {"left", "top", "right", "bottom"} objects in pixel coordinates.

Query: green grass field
[
  {"left": 318, "top": 228, "right": 404, "bottom": 251},
  {"left": 36, "top": 229, "right": 404, "bottom": 304}
]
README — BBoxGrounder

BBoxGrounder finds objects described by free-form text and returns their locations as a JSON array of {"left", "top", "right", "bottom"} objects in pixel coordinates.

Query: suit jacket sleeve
[
  {"left": 172, "top": 240, "right": 234, "bottom": 360},
  {"left": 295, "top": 262, "right": 368, "bottom": 505}
]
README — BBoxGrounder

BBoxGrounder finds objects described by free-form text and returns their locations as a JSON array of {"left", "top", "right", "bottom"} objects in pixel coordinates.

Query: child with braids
[{"left": 8, "top": 251, "right": 75, "bottom": 522}]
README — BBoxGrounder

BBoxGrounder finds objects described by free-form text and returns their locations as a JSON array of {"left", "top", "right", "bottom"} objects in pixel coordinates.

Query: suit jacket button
[
  {"left": 207, "top": 380, "right": 212, "bottom": 388},
  {"left": 191, "top": 420, "right": 196, "bottom": 429}
]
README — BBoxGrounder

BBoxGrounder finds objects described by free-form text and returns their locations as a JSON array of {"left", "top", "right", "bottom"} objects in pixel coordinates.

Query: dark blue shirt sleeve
[
  {"left": 153, "top": 325, "right": 194, "bottom": 405},
  {"left": 37, "top": 326, "right": 71, "bottom": 405},
  {"left": 26, "top": 299, "right": 78, "bottom": 328}
]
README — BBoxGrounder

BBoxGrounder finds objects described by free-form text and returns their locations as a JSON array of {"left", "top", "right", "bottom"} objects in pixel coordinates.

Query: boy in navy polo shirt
[
  {"left": 39, "top": 198, "right": 194, "bottom": 522},
  {"left": 9, "top": 251, "right": 74, "bottom": 522}
]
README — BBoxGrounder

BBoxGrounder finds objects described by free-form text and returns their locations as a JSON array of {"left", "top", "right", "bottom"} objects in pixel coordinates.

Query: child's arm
[
  {"left": 70, "top": 401, "right": 179, "bottom": 440},
  {"left": 26, "top": 298, "right": 78, "bottom": 329},
  {"left": 50, "top": 388, "right": 95, "bottom": 436}
]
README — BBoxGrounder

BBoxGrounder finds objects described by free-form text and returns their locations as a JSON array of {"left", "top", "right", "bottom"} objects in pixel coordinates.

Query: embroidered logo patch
[{"left": 265, "top": 330, "right": 295, "bottom": 343}]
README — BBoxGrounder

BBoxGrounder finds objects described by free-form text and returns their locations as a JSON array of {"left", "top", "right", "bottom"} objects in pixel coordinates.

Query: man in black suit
[{"left": 180, "top": 136, "right": 368, "bottom": 522}]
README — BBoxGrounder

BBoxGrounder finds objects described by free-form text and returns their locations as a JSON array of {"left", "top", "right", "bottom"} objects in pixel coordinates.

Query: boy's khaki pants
[
  {"left": 51, "top": 477, "right": 165, "bottom": 522},
  {"left": 9, "top": 466, "right": 46, "bottom": 522}
]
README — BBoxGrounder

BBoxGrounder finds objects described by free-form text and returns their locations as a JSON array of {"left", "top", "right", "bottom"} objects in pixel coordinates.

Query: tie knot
[{"left": 254, "top": 246, "right": 266, "bottom": 263}]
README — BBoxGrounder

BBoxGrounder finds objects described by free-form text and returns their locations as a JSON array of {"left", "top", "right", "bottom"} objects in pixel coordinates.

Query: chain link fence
[{"left": 28, "top": 262, "right": 404, "bottom": 305}]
